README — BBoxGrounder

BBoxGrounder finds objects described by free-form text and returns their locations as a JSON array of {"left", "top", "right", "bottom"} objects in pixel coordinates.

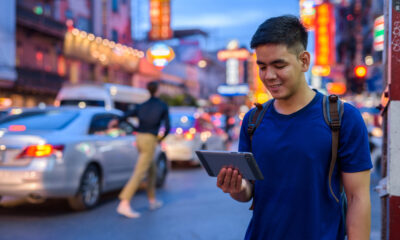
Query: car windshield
[
  {"left": 0, "top": 110, "right": 80, "bottom": 131},
  {"left": 60, "top": 99, "right": 105, "bottom": 107}
]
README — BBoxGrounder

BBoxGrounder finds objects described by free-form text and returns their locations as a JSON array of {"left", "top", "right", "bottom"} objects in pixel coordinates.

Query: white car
[
  {"left": 0, "top": 107, "right": 168, "bottom": 210},
  {"left": 163, "top": 107, "right": 227, "bottom": 164}
]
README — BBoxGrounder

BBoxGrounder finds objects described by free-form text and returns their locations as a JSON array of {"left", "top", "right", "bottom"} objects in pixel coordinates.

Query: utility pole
[{"left": 381, "top": 0, "right": 400, "bottom": 239}]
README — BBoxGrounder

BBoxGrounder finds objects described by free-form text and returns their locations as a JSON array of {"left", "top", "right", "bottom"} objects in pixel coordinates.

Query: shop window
[
  {"left": 43, "top": 50, "right": 52, "bottom": 72},
  {"left": 76, "top": 17, "right": 91, "bottom": 32},
  {"left": 112, "top": 0, "right": 119, "bottom": 13},
  {"left": 35, "top": 50, "right": 44, "bottom": 69},
  {"left": 16, "top": 42, "right": 23, "bottom": 67},
  {"left": 57, "top": 56, "right": 66, "bottom": 76},
  {"left": 43, "top": 3, "right": 52, "bottom": 17},
  {"left": 112, "top": 30, "right": 118, "bottom": 43},
  {"left": 65, "top": 9, "right": 73, "bottom": 19}
]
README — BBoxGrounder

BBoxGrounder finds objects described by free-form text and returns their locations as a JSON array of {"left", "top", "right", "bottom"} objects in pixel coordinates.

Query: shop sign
[
  {"left": 374, "top": 15, "right": 384, "bottom": 52},
  {"left": 315, "top": 3, "right": 335, "bottom": 65},
  {"left": 146, "top": 43, "right": 175, "bottom": 68}
]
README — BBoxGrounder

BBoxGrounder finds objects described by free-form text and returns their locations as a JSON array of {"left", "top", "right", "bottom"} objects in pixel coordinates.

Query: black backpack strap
[
  {"left": 247, "top": 100, "right": 272, "bottom": 210},
  {"left": 323, "top": 94, "right": 344, "bottom": 203},
  {"left": 247, "top": 100, "right": 273, "bottom": 141}
]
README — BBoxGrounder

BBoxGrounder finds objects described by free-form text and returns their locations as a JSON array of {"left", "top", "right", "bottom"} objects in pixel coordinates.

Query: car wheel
[
  {"left": 68, "top": 165, "right": 101, "bottom": 211},
  {"left": 156, "top": 153, "right": 168, "bottom": 188}
]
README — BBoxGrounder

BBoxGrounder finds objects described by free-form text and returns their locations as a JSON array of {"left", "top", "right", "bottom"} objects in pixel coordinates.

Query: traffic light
[
  {"left": 349, "top": 65, "right": 368, "bottom": 94},
  {"left": 354, "top": 65, "right": 367, "bottom": 78}
]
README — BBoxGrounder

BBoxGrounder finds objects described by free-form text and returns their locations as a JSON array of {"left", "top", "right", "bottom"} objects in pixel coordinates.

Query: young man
[
  {"left": 117, "top": 81, "right": 170, "bottom": 218},
  {"left": 217, "top": 15, "right": 372, "bottom": 239}
]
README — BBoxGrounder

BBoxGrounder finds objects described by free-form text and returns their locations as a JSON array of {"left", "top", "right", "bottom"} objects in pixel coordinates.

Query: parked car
[
  {"left": 163, "top": 107, "right": 227, "bottom": 165},
  {"left": 0, "top": 107, "right": 168, "bottom": 210}
]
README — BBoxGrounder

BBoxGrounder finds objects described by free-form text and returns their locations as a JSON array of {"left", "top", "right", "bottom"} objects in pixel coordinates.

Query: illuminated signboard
[
  {"left": 217, "top": 84, "right": 249, "bottom": 96},
  {"left": 326, "top": 82, "right": 346, "bottom": 95},
  {"left": 311, "top": 65, "right": 331, "bottom": 76},
  {"left": 300, "top": 0, "right": 316, "bottom": 30},
  {"left": 374, "top": 15, "right": 384, "bottom": 52},
  {"left": 146, "top": 43, "right": 175, "bottom": 68},
  {"left": 218, "top": 40, "right": 249, "bottom": 85},
  {"left": 149, "top": 0, "right": 173, "bottom": 40},
  {"left": 217, "top": 49, "right": 250, "bottom": 61},
  {"left": 315, "top": 3, "right": 335, "bottom": 66}
]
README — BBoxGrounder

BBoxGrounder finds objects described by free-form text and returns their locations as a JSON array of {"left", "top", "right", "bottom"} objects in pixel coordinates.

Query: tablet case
[{"left": 195, "top": 150, "right": 264, "bottom": 180}]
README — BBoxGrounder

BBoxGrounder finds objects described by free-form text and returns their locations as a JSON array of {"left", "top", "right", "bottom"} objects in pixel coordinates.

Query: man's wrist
[{"left": 230, "top": 179, "right": 253, "bottom": 202}]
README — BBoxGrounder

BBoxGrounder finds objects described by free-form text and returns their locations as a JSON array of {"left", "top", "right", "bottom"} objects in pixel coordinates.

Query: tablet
[{"left": 195, "top": 150, "right": 264, "bottom": 180}]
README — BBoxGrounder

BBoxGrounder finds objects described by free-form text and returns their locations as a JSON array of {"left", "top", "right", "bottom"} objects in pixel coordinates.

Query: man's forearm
[
  {"left": 230, "top": 179, "right": 253, "bottom": 202},
  {"left": 346, "top": 194, "right": 371, "bottom": 239}
]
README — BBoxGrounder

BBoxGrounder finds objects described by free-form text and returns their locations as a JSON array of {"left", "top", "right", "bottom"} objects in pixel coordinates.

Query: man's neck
[{"left": 274, "top": 84, "right": 316, "bottom": 115}]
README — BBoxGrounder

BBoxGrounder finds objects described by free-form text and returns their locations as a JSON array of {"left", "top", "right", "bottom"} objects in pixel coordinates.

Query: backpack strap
[
  {"left": 247, "top": 100, "right": 272, "bottom": 210},
  {"left": 323, "top": 94, "right": 344, "bottom": 203},
  {"left": 247, "top": 100, "right": 273, "bottom": 142}
]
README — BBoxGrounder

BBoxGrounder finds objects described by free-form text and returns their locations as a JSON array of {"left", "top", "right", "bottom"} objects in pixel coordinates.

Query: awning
[{"left": 64, "top": 28, "right": 143, "bottom": 73}]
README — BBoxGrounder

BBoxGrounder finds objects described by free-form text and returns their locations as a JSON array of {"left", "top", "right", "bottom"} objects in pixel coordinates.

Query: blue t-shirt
[{"left": 239, "top": 91, "right": 372, "bottom": 240}]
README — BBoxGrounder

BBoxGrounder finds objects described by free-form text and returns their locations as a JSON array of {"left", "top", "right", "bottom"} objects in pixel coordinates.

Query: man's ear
[{"left": 299, "top": 51, "right": 311, "bottom": 72}]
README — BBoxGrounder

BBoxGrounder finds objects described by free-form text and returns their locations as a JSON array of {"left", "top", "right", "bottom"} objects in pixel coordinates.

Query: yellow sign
[
  {"left": 149, "top": 0, "right": 173, "bottom": 40},
  {"left": 217, "top": 49, "right": 250, "bottom": 61},
  {"left": 312, "top": 65, "right": 331, "bottom": 76},
  {"left": 315, "top": 3, "right": 335, "bottom": 65},
  {"left": 146, "top": 43, "right": 175, "bottom": 68}
]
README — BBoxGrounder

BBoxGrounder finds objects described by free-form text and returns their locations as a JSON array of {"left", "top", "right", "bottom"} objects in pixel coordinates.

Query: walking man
[
  {"left": 217, "top": 15, "right": 372, "bottom": 239},
  {"left": 117, "top": 81, "right": 170, "bottom": 218}
]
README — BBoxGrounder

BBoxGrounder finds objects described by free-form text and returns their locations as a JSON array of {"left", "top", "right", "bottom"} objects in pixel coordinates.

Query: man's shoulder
[{"left": 342, "top": 102, "right": 363, "bottom": 121}]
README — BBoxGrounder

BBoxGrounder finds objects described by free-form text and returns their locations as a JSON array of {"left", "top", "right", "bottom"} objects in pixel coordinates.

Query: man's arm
[
  {"left": 342, "top": 170, "right": 371, "bottom": 240},
  {"left": 119, "top": 107, "right": 138, "bottom": 122},
  {"left": 217, "top": 167, "right": 253, "bottom": 202},
  {"left": 159, "top": 106, "right": 170, "bottom": 141}
]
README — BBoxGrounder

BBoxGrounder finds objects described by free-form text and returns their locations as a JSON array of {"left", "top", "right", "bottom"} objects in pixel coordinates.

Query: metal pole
[{"left": 383, "top": 0, "right": 400, "bottom": 239}]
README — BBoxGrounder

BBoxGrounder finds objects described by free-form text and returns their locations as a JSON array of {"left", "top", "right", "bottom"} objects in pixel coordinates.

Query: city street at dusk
[{"left": 1, "top": 0, "right": 399, "bottom": 239}]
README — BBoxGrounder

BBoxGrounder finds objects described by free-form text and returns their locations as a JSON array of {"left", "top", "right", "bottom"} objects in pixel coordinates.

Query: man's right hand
[
  {"left": 217, "top": 167, "right": 243, "bottom": 194},
  {"left": 217, "top": 167, "right": 253, "bottom": 202}
]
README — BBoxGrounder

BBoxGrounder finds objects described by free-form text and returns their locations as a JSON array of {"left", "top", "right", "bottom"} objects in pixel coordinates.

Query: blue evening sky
[{"left": 171, "top": 0, "right": 300, "bottom": 51}]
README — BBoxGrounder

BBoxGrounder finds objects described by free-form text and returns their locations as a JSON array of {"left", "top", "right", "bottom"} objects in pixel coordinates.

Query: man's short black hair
[
  {"left": 250, "top": 15, "right": 308, "bottom": 53},
  {"left": 147, "top": 81, "right": 159, "bottom": 96}
]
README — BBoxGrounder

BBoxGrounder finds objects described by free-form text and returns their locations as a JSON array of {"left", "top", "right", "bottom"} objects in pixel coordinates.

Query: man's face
[{"left": 255, "top": 44, "right": 309, "bottom": 100}]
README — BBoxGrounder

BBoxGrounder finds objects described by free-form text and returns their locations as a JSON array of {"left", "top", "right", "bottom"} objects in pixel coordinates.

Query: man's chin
[{"left": 270, "top": 92, "right": 290, "bottom": 100}]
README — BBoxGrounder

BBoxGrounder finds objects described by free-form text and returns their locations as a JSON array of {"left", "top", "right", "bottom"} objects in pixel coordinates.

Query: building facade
[{"left": 0, "top": 0, "right": 154, "bottom": 108}]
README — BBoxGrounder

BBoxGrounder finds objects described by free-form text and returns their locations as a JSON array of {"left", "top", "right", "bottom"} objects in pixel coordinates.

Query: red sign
[
  {"left": 149, "top": 0, "right": 173, "bottom": 40},
  {"left": 315, "top": 3, "right": 335, "bottom": 66}
]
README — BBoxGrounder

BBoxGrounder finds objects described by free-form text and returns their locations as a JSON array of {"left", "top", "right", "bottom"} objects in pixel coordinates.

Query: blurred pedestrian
[
  {"left": 216, "top": 15, "right": 372, "bottom": 239},
  {"left": 117, "top": 81, "right": 170, "bottom": 218}
]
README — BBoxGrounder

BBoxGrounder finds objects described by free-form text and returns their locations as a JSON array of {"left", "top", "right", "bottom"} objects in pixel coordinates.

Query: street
[
  {"left": 0, "top": 165, "right": 382, "bottom": 240},
  {"left": 0, "top": 167, "right": 251, "bottom": 240}
]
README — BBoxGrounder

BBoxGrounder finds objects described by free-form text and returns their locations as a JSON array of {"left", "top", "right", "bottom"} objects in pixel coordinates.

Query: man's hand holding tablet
[
  {"left": 195, "top": 150, "right": 263, "bottom": 203},
  {"left": 216, "top": 167, "right": 254, "bottom": 202}
]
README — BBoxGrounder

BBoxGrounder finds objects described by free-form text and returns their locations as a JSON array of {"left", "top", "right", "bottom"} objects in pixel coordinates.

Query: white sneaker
[
  {"left": 117, "top": 205, "right": 141, "bottom": 218},
  {"left": 149, "top": 200, "right": 163, "bottom": 210}
]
